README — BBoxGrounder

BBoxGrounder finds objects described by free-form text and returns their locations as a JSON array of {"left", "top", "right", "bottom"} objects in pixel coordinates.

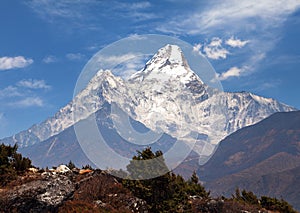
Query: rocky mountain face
[
  {"left": 199, "top": 111, "right": 300, "bottom": 210},
  {"left": 0, "top": 44, "right": 295, "bottom": 165}
]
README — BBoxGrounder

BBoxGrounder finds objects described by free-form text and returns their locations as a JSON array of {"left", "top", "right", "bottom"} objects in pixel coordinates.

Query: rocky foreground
[
  {"left": 0, "top": 168, "right": 148, "bottom": 213},
  {"left": 1, "top": 166, "right": 296, "bottom": 213}
]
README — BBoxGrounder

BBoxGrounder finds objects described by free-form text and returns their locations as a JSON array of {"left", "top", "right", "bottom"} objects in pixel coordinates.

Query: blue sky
[{"left": 0, "top": 0, "right": 300, "bottom": 138}]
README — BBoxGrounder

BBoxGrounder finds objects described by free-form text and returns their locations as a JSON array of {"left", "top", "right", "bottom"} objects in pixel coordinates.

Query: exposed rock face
[
  {"left": 0, "top": 173, "right": 75, "bottom": 212},
  {"left": 0, "top": 170, "right": 148, "bottom": 213}
]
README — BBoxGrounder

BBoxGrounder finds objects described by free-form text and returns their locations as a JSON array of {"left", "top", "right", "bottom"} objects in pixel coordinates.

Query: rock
[
  {"left": 0, "top": 173, "right": 75, "bottom": 212},
  {"left": 55, "top": 165, "right": 70, "bottom": 173},
  {"left": 126, "top": 197, "right": 148, "bottom": 213},
  {"left": 27, "top": 167, "right": 39, "bottom": 173},
  {"left": 0, "top": 169, "right": 149, "bottom": 213},
  {"left": 94, "top": 200, "right": 107, "bottom": 208}
]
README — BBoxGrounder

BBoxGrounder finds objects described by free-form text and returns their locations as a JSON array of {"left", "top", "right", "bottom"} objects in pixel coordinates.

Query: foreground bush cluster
[
  {"left": 0, "top": 144, "right": 298, "bottom": 212},
  {"left": 0, "top": 144, "right": 32, "bottom": 186}
]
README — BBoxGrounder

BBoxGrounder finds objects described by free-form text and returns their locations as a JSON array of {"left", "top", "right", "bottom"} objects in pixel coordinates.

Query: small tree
[
  {"left": 0, "top": 143, "right": 32, "bottom": 186},
  {"left": 123, "top": 148, "right": 210, "bottom": 212},
  {"left": 67, "top": 160, "right": 76, "bottom": 170},
  {"left": 82, "top": 164, "right": 93, "bottom": 170},
  {"left": 241, "top": 189, "right": 258, "bottom": 205},
  {"left": 186, "top": 171, "right": 209, "bottom": 198},
  {"left": 13, "top": 153, "right": 31, "bottom": 172}
]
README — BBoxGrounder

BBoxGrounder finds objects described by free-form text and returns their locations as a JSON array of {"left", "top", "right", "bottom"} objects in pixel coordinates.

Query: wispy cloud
[
  {"left": 97, "top": 53, "right": 139, "bottom": 64},
  {"left": 43, "top": 55, "right": 58, "bottom": 63},
  {"left": 0, "top": 56, "right": 33, "bottom": 70},
  {"left": 254, "top": 79, "right": 282, "bottom": 92},
  {"left": 226, "top": 37, "right": 250, "bottom": 48},
  {"left": 66, "top": 53, "right": 85, "bottom": 61},
  {"left": 126, "top": 2, "right": 151, "bottom": 10},
  {"left": 26, "top": 0, "right": 156, "bottom": 31},
  {"left": 113, "top": 56, "right": 149, "bottom": 79},
  {"left": 13, "top": 97, "right": 44, "bottom": 107},
  {"left": 17, "top": 79, "right": 51, "bottom": 90},
  {"left": 158, "top": 0, "right": 300, "bottom": 35},
  {"left": 0, "top": 79, "right": 51, "bottom": 108},
  {"left": 0, "top": 112, "right": 6, "bottom": 127},
  {"left": 26, "top": 0, "right": 91, "bottom": 20},
  {"left": 96, "top": 53, "right": 148, "bottom": 79},
  {"left": 0, "top": 86, "right": 22, "bottom": 99}
]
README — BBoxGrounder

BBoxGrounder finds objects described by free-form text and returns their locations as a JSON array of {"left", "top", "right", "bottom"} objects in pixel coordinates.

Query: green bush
[
  {"left": 0, "top": 143, "right": 32, "bottom": 186},
  {"left": 260, "top": 196, "right": 297, "bottom": 213},
  {"left": 123, "top": 147, "right": 209, "bottom": 212},
  {"left": 233, "top": 188, "right": 297, "bottom": 212}
]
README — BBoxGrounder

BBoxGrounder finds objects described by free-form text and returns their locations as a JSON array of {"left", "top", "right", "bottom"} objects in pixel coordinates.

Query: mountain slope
[
  {"left": 19, "top": 102, "right": 177, "bottom": 168},
  {"left": 199, "top": 111, "right": 300, "bottom": 210}
]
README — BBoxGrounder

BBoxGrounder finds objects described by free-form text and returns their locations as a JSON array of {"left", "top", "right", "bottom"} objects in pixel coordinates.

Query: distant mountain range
[
  {"left": 0, "top": 44, "right": 294, "bottom": 167},
  {"left": 199, "top": 111, "right": 300, "bottom": 210}
]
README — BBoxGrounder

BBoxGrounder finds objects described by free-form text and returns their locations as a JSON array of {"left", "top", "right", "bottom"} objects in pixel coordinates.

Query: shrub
[
  {"left": 123, "top": 147, "right": 210, "bottom": 212},
  {"left": 0, "top": 143, "right": 32, "bottom": 186},
  {"left": 260, "top": 196, "right": 297, "bottom": 213}
]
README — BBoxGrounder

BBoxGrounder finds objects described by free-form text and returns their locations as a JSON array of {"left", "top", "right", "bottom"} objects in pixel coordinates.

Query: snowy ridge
[{"left": 1, "top": 44, "right": 296, "bottom": 154}]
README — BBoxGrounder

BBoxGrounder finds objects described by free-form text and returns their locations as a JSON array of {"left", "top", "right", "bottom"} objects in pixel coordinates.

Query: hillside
[{"left": 199, "top": 111, "right": 300, "bottom": 210}]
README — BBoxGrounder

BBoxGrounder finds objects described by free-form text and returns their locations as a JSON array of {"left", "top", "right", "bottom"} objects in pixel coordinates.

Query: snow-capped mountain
[{"left": 1, "top": 44, "right": 296, "bottom": 160}]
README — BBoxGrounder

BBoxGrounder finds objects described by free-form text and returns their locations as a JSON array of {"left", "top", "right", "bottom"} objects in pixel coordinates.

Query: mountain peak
[
  {"left": 145, "top": 44, "right": 189, "bottom": 69},
  {"left": 154, "top": 44, "right": 186, "bottom": 64},
  {"left": 129, "top": 44, "right": 202, "bottom": 85}
]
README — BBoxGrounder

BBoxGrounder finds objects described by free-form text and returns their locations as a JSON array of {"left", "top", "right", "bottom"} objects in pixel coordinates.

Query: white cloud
[
  {"left": 17, "top": 79, "right": 51, "bottom": 90},
  {"left": 226, "top": 37, "right": 250, "bottom": 48},
  {"left": 14, "top": 97, "right": 44, "bottom": 107},
  {"left": 193, "top": 43, "right": 202, "bottom": 52},
  {"left": 218, "top": 66, "right": 248, "bottom": 81},
  {"left": 0, "top": 56, "right": 33, "bottom": 70},
  {"left": 194, "top": 37, "right": 230, "bottom": 60},
  {"left": 43, "top": 55, "right": 57, "bottom": 63},
  {"left": 66, "top": 53, "right": 85, "bottom": 61}
]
